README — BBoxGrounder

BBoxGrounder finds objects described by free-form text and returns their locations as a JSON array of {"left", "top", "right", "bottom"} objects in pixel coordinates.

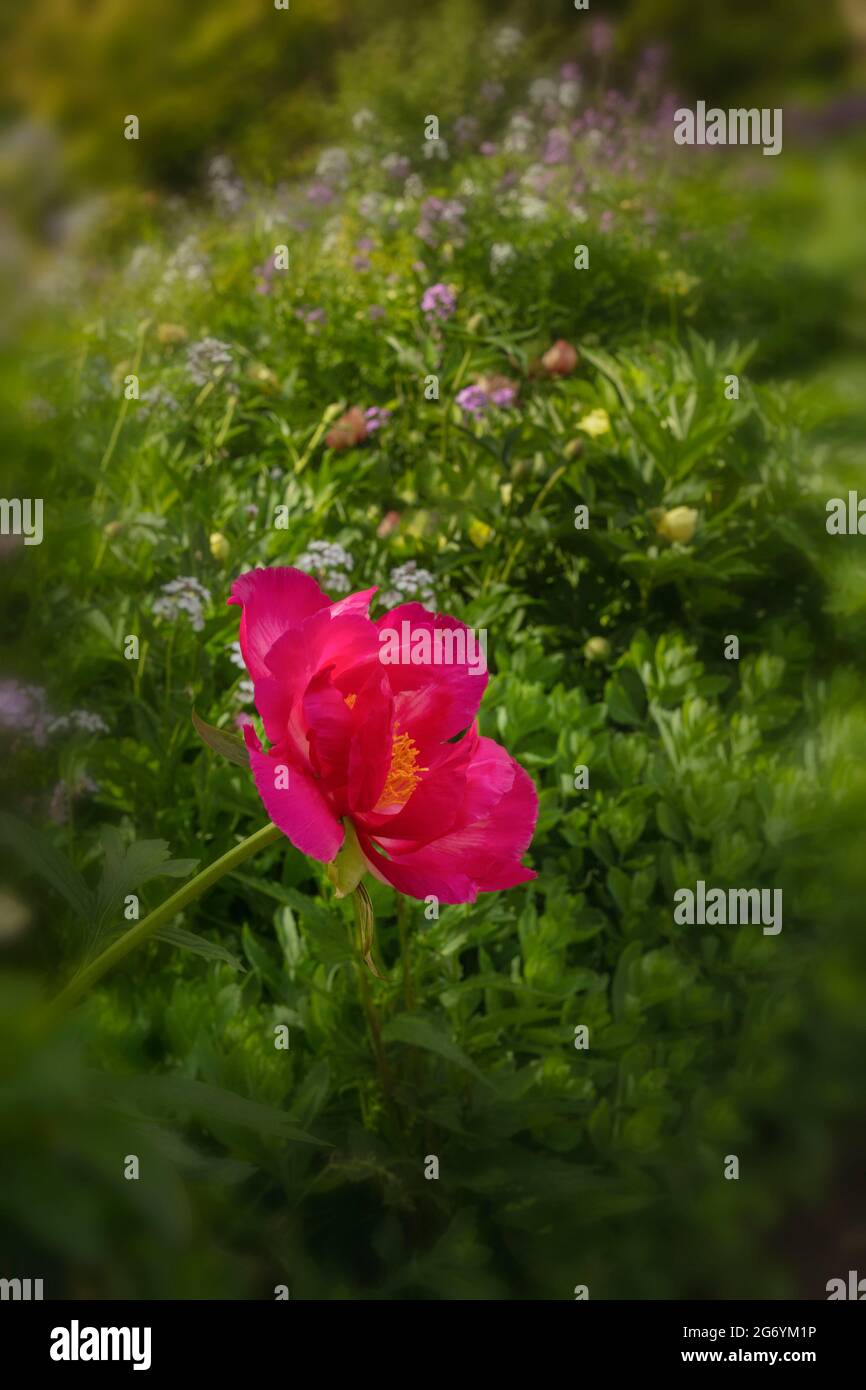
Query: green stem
[
  {"left": 44, "top": 821, "right": 284, "bottom": 1021},
  {"left": 346, "top": 890, "right": 398, "bottom": 1126}
]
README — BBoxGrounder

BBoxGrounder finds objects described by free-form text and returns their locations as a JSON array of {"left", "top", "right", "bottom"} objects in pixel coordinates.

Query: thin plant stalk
[{"left": 43, "top": 820, "right": 284, "bottom": 1021}]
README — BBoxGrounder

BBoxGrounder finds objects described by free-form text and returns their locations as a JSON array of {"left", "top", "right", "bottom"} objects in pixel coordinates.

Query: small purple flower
[
  {"left": 421, "top": 283, "right": 457, "bottom": 321},
  {"left": 356, "top": 237, "right": 375, "bottom": 252},
  {"left": 561, "top": 62, "right": 581, "bottom": 81},
  {"left": 297, "top": 306, "right": 327, "bottom": 331},
  {"left": 367, "top": 305, "right": 386, "bottom": 321},
  {"left": 352, "top": 254, "right": 371, "bottom": 272},
  {"left": 481, "top": 81, "right": 505, "bottom": 105},
  {"left": 479, "top": 141, "right": 498, "bottom": 157},
  {"left": 0, "top": 680, "right": 50, "bottom": 746},
  {"left": 364, "top": 406, "right": 391, "bottom": 434},
  {"left": 590, "top": 21, "right": 615, "bottom": 58},
  {"left": 307, "top": 182, "right": 335, "bottom": 206},
  {"left": 488, "top": 383, "right": 517, "bottom": 408},
  {"left": 456, "top": 385, "right": 489, "bottom": 418},
  {"left": 454, "top": 116, "right": 478, "bottom": 146},
  {"left": 544, "top": 128, "right": 571, "bottom": 165},
  {"left": 254, "top": 253, "right": 279, "bottom": 295}
]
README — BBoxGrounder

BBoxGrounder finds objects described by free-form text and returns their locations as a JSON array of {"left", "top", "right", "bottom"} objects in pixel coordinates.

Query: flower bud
[
  {"left": 576, "top": 407, "right": 611, "bottom": 438},
  {"left": 583, "top": 636, "right": 611, "bottom": 663},
  {"left": 655, "top": 506, "right": 698, "bottom": 544},
  {"left": 248, "top": 362, "right": 278, "bottom": 391},
  {"left": 541, "top": 339, "right": 578, "bottom": 377},
  {"left": 209, "top": 531, "right": 231, "bottom": 563}
]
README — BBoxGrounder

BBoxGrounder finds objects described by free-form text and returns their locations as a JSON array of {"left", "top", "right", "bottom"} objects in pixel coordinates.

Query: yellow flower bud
[
  {"left": 468, "top": 518, "right": 493, "bottom": 549},
  {"left": 655, "top": 506, "right": 698, "bottom": 545},
  {"left": 209, "top": 531, "right": 231, "bottom": 563},
  {"left": 583, "top": 636, "right": 611, "bottom": 663},
  {"left": 576, "top": 408, "right": 611, "bottom": 439},
  {"left": 248, "top": 362, "right": 278, "bottom": 391}
]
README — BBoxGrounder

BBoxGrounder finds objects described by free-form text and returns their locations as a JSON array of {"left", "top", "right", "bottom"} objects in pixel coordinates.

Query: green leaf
[
  {"left": 382, "top": 1013, "right": 495, "bottom": 1089},
  {"left": 109, "top": 1074, "right": 332, "bottom": 1147},
  {"left": 192, "top": 709, "right": 251, "bottom": 767},
  {"left": 242, "top": 923, "right": 286, "bottom": 995},
  {"left": 604, "top": 667, "right": 647, "bottom": 727},
  {"left": 95, "top": 827, "right": 198, "bottom": 932},
  {"left": 153, "top": 924, "right": 246, "bottom": 973},
  {"left": 0, "top": 812, "right": 94, "bottom": 921}
]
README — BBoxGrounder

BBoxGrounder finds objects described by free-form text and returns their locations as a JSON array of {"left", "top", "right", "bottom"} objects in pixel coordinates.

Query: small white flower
[
  {"left": 529, "top": 78, "right": 557, "bottom": 106},
  {"left": 490, "top": 241, "right": 516, "bottom": 273},
  {"left": 316, "top": 146, "right": 350, "bottom": 184},
  {"left": 234, "top": 678, "right": 255, "bottom": 707},
  {"left": 504, "top": 112, "right": 534, "bottom": 153},
  {"left": 403, "top": 174, "right": 425, "bottom": 200},
  {"left": 358, "top": 192, "right": 385, "bottom": 221},
  {"left": 559, "top": 79, "right": 582, "bottom": 108},
  {"left": 518, "top": 194, "right": 548, "bottom": 221},
  {"left": 422, "top": 138, "right": 449, "bottom": 161},
  {"left": 321, "top": 216, "right": 343, "bottom": 253},
  {"left": 152, "top": 577, "right": 211, "bottom": 632},
  {"left": 351, "top": 108, "right": 375, "bottom": 132},
  {"left": 493, "top": 25, "right": 523, "bottom": 57}
]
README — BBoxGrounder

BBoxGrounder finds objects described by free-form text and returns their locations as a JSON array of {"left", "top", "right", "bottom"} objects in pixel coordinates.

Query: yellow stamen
[
  {"left": 375, "top": 724, "right": 426, "bottom": 810},
  {"left": 344, "top": 692, "right": 357, "bottom": 709}
]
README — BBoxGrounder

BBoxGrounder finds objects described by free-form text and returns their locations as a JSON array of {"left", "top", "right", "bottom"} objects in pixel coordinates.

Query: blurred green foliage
[
  {"left": 1, "top": 0, "right": 855, "bottom": 193},
  {"left": 1, "top": 3, "right": 865, "bottom": 1302}
]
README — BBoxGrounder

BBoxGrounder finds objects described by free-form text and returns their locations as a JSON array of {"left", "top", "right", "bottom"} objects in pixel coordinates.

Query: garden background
[{"left": 1, "top": 0, "right": 865, "bottom": 1299}]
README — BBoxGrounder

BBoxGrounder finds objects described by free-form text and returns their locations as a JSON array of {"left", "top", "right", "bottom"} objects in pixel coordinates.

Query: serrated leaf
[{"left": 95, "top": 828, "right": 198, "bottom": 931}]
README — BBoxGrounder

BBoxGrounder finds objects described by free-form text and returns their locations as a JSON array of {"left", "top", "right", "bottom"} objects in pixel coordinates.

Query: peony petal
[
  {"left": 346, "top": 670, "right": 394, "bottom": 813},
  {"left": 375, "top": 602, "right": 489, "bottom": 744},
  {"left": 243, "top": 724, "right": 343, "bottom": 862},
  {"left": 228, "top": 567, "right": 331, "bottom": 681},
  {"left": 355, "top": 752, "right": 538, "bottom": 903}
]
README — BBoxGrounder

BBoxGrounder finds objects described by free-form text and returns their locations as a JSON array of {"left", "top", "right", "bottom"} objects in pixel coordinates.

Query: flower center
[{"left": 375, "top": 725, "right": 426, "bottom": 810}]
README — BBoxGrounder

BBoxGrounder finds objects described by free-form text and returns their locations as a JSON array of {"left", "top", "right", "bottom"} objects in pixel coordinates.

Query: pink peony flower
[{"left": 228, "top": 567, "right": 538, "bottom": 903}]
